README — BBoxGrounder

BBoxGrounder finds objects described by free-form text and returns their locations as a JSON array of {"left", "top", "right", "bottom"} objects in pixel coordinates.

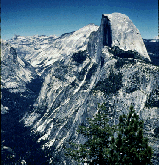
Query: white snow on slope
[{"left": 8, "top": 24, "right": 99, "bottom": 76}]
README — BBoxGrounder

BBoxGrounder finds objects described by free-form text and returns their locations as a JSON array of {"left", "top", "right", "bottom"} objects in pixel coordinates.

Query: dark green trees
[
  {"left": 93, "top": 69, "right": 123, "bottom": 95},
  {"left": 110, "top": 105, "right": 153, "bottom": 164},
  {"left": 66, "top": 104, "right": 114, "bottom": 164},
  {"left": 66, "top": 105, "right": 153, "bottom": 165}
]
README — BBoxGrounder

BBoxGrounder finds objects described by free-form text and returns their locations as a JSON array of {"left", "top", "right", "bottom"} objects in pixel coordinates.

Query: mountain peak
[{"left": 100, "top": 13, "right": 151, "bottom": 61}]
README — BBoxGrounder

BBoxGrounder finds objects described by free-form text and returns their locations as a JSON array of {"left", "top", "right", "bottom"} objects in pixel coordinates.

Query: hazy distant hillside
[{"left": 143, "top": 39, "right": 159, "bottom": 66}]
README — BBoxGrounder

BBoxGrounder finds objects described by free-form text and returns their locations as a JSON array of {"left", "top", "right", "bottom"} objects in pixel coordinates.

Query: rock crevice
[{"left": 101, "top": 14, "right": 112, "bottom": 47}]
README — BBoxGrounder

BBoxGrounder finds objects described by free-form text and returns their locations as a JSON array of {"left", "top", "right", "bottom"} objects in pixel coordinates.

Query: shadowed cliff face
[
  {"left": 10, "top": 47, "right": 17, "bottom": 63},
  {"left": 101, "top": 14, "right": 112, "bottom": 47}
]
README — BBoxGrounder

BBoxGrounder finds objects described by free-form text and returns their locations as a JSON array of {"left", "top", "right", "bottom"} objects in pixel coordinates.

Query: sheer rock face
[
  {"left": 1, "top": 13, "right": 158, "bottom": 164},
  {"left": 101, "top": 14, "right": 112, "bottom": 47},
  {"left": 87, "top": 13, "right": 151, "bottom": 65},
  {"left": 103, "top": 13, "right": 151, "bottom": 61}
]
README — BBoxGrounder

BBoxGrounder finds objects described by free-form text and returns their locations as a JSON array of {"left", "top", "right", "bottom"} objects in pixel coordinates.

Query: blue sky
[{"left": 2, "top": 0, "right": 158, "bottom": 40}]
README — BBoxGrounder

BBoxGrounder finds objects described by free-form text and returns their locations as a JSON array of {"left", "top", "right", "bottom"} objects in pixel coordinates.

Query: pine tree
[
  {"left": 65, "top": 105, "right": 153, "bottom": 165},
  {"left": 110, "top": 105, "right": 153, "bottom": 165},
  {"left": 65, "top": 104, "right": 114, "bottom": 164}
]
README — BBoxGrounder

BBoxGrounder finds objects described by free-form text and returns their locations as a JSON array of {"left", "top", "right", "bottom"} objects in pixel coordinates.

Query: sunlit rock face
[
  {"left": 1, "top": 13, "right": 158, "bottom": 164},
  {"left": 104, "top": 13, "right": 151, "bottom": 61}
]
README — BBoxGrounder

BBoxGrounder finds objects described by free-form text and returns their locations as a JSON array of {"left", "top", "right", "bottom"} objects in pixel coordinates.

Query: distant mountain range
[{"left": 143, "top": 39, "right": 159, "bottom": 66}]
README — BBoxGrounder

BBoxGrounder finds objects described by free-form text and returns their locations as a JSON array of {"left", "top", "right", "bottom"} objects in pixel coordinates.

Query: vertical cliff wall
[
  {"left": 104, "top": 13, "right": 151, "bottom": 61},
  {"left": 101, "top": 14, "right": 112, "bottom": 47},
  {"left": 87, "top": 13, "right": 151, "bottom": 66}
]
